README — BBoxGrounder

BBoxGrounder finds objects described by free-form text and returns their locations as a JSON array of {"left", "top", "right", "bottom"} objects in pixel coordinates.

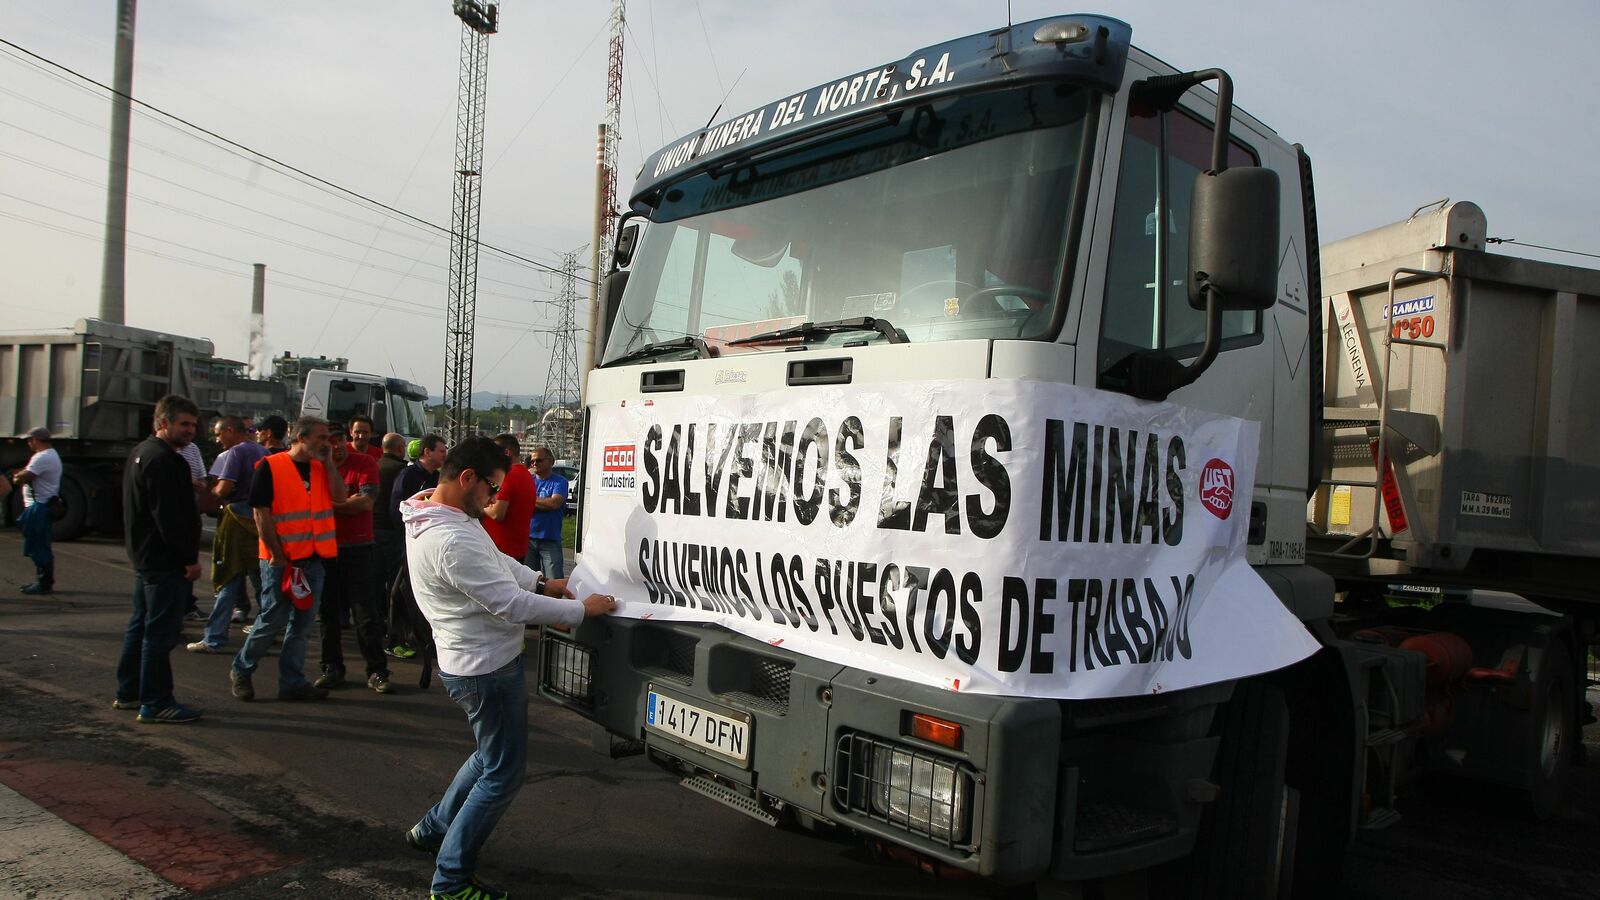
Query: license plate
[{"left": 645, "top": 687, "right": 751, "bottom": 766}]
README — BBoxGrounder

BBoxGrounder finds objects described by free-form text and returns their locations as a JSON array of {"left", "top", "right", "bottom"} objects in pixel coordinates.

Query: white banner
[{"left": 569, "top": 379, "right": 1318, "bottom": 698}]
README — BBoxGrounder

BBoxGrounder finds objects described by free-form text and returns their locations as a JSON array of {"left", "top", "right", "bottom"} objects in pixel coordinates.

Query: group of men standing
[{"left": 17, "top": 396, "right": 595, "bottom": 899}]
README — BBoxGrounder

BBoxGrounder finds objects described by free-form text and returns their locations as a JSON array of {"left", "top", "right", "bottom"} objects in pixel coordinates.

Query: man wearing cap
[
  {"left": 10, "top": 426, "right": 61, "bottom": 595},
  {"left": 256, "top": 415, "right": 289, "bottom": 454}
]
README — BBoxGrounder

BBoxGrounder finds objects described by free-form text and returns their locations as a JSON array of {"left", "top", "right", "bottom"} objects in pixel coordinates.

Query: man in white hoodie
[{"left": 400, "top": 436, "right": 614, "bottom": 900}]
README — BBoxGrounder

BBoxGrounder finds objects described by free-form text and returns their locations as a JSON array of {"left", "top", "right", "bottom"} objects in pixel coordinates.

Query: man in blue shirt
[
  {"left": 524, "top": 446, "right": 568, "bottom": 579},
  {"left": 189, "top": 416, "right": 269, "bottom": 652}
]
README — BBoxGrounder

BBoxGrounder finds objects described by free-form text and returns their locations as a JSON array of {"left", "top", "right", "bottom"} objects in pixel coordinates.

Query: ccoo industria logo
[
  {"left": 1200, "top": 458, "right": 1235, "bottom": 520},
  {"left": 599, "top": 443, "right": 638, "bottom": 494}
]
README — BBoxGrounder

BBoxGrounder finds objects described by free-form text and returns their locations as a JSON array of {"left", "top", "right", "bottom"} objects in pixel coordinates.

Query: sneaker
[
  {"left": 405, "top": 823, "right": 440, "bottom": 855},
  {"left": 184, "top": 609, "right": 205, "bottom": 621},
  {"left": 278, "top": 683, "right": 329, "bottom": 702},
  {"left": 313, "top": 666, "right": 345, "bottom": 689},
  {"left": 368, "top": 672, "right": 395, "bottom": 694},
  {"left": 112, "top": 697, "right": 140, "bottom": 711},
  {"left": 20, "top": 582, "right": 51, "bottom": 595},
  {"left": 386, "top": 643, "right": 416, "bottom": 659},
  {"left": 231, "top": 609, "right": 247, "bottom": 623},
  {"left": 431, "top": 878, "right": 508, "bottom": 900},
  {"left": 230, "top": 669, "right": 255, "bottom": 701},
  {"left": 137, "top": 702, "right": 202, "bottom": 724},
  {"left": 186, "top": 640, "right": 227, "bottom": 653},
  {"left": 242, "top": 624, "right": 254, "bottom": 635}
]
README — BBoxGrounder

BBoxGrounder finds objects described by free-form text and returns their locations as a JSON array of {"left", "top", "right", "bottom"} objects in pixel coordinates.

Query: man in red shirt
[
  {"left": 316, "top": 421, "right": 394, "bottom": 693},
  {"left": 480, "top": 434, "right": 537, "bottom": 563},
  {"left": 348, "top": 414, "right": 384, "bottom": 461}
]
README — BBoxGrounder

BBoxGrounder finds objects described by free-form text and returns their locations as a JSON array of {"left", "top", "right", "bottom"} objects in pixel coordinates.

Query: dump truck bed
[{"left": 1314, "top": 202, "right": 1600, "bottom": 574}]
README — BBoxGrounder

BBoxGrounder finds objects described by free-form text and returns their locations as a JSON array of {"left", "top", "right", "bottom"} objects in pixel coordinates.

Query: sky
[{"left": 1, "top": 1, "right": 1595, "bottom": 399}]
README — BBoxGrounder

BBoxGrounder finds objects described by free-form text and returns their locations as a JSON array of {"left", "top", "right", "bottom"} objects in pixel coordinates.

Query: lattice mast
[
  {"left": 541, "top": 249, "right": 584, "bottom": 460},
  {"left": 585, "top": 0, "right": 625, "bottom": 398},
  {"left": 442, "top": 0, "right": 499, "bottom": 444}
]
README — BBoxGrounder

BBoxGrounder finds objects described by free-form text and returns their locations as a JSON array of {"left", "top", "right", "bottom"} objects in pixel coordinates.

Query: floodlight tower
[
  {"left": 442, "top": 0, "right": 499, "bottom": 443},
  {"left": 585, "top": 0, "right": 625, "bottom": 398}
]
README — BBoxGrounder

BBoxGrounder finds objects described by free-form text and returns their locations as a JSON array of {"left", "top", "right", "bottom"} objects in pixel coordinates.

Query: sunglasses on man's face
[{"left": 480, "top": 475, "right": 501, "bottom": 496}]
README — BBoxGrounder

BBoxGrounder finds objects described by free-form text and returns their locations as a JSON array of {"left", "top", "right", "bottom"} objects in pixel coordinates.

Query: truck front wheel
[{"left": 1186, "top": 681, "right": 1294, "bottom": 900}]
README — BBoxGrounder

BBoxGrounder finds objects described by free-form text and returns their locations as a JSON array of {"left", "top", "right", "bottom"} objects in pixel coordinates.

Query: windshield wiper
[
  {"left": 605, "top": 335, "right": 712, "bottom": 367},
  {"left": 726, "top": 316, "right": 905, "bottom": 346}
]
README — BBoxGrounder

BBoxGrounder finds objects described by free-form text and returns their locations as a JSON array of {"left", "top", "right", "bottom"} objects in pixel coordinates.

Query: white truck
[
  {"left": 298, "top": 368, "right": 429, "bottom": 441},
  {"left": 0, "top": 318, "right": 428, "bottom": 539},
  {"left": 538, "top": 15, "right": 1597, "bottom": 897}
]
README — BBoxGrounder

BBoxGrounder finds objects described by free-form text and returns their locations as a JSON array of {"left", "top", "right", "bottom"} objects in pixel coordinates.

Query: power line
[
  {"left": 0, "top": 48, "right": 573, "bottom": 281},
  {"left": 0, "top": 36, "right": 599, "bottom": 287},
  {"left": 0, "top": 205, "right": 577, "bottom": 333},
  {"left": 0, "top": 144, "right": 562, "bottom": 305}
]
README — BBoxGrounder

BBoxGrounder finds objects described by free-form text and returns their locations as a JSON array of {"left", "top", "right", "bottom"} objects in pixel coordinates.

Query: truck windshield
[
  {"left": 388, "top": 394, "right": 427, "bottom": 438},
  {"left": 605, "top": 82, "right": 1091, "bottom": 362}
]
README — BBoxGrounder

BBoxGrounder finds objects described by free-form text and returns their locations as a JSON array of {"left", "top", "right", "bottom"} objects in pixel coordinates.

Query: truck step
[
  {"left": 1365, "top": 727, "right": 1407, "bottom": 747},
  {"left": 681, "top": 775, "right": 779, "bottom": 826},
  {"left": 1361, "top": 807, "right": 1403, "bottom": 830}
]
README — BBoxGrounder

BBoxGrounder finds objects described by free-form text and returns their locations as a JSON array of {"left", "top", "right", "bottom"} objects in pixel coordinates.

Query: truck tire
[
  {"left": 1188, "top": 681, "right": 1293, "bottom": 900},
  {"left": 1523, "top": 641, "right": 1578, "bottom": 820},
  {"left": 50, "top": 471, "right": 90, "bottom": 542}
]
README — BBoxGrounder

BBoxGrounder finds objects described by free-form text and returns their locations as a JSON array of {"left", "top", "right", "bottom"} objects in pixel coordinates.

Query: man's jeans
[
  {"left": 233, "top": 558, "right": 324, "bottom": 693},
  {"left": 415, "top": 658, "right": 528, "bottom": 894},
  {"left": 200, "top": 567, "right": 261, "bottom": 649},
  {"left": 114, "top": 570, "right": 189, "bottom": 706},
  {"left": 524, "top": 538, "right": 564, "bottom": 579}
]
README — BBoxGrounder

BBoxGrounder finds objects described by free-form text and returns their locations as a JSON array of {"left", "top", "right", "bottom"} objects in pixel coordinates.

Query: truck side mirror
[
  {"left": 1189, "top": 167, "right": 1280, "bottom": 311},
  {"left": 612, "top": 224, "right": 640, "bottom": 271},
  {"left": 595, "top": 269, "right": 630, "bottom": 362}
]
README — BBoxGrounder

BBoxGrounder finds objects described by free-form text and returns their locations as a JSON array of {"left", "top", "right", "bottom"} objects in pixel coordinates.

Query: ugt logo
[{"left": 1200, "top": 458, "right": 1235, "bottom": 520}]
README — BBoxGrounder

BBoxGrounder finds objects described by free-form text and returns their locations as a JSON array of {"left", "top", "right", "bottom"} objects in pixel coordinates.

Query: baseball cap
[
  {"left": 327, "top": 421, "right": 348, "bottom": 437},
  {"left": 21, "top": 426, "right": 50, "bottom": 441}
]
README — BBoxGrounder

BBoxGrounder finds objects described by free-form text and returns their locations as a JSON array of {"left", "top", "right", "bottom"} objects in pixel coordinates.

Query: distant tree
[{"left": 765, "top": 270, "right": 804, "bottom": 318}]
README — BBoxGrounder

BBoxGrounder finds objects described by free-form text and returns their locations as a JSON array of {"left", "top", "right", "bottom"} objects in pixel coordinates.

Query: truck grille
[
  {"left": 709, "top": 651, "right": 793, "bottom": 715},
  {"left": 630, "top": 627, "right": 697, "bottom": 685}
]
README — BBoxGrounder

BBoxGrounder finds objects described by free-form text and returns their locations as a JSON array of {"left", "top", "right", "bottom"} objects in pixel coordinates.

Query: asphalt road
[{"left": 1, "top": 530, "right": 1597, "bottom": 899}]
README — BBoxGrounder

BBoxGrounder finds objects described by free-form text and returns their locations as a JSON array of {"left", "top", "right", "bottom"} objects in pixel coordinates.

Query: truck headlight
[
  {"left": 539, "top": 631, "right": 593, "bottom": 706},
  {"left": 872, "top": 746, "right": 971, "bottom": 843},
  {"left": 837, "top": 732, "right": 974, "bottom": 846}
]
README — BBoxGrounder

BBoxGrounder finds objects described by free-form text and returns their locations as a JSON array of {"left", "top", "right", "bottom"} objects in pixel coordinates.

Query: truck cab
[
  {"left": 299, "top": 369, "right": 428, "bottom": 439},
  {"left": 548, "top": 15, "right": 1342, "bottom": 896}
]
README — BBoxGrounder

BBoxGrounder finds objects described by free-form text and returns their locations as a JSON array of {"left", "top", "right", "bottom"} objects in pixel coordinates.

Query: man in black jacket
[{"left": 114, "top": 394, "right": 204, "bottom": 724}]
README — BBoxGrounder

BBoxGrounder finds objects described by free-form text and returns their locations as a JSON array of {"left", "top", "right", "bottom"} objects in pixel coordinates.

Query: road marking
[
  {"left": 0, "top": 781, "right": 180, "bottom": 899},
  {"left": 0, "top": 746, "right": 298, "bottom": 894}
]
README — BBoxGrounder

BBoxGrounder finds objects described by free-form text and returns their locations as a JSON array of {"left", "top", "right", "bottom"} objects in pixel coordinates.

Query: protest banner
[{"left": 568, "top": 378, "right": 1319, "bottom": 698}]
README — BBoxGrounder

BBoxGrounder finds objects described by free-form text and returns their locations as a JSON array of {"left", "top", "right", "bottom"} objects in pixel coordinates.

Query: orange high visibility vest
[{"left": 258, "top": 453, "right": 338, "bottom": 560}]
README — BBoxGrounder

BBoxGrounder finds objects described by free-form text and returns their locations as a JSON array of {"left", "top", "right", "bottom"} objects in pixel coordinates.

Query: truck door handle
[
  {"left": 640, "top": 369, "right": 684, "bottom": 393},
  {"left": 787, "top": 357, "right": 852, "bottom": 386}
]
